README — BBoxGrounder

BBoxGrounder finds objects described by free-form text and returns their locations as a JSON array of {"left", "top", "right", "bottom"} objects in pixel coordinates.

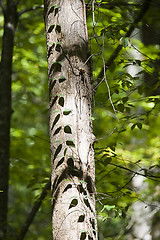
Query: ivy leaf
[
  {"left": 53, "top": 126, "right": 61, "bottom": 135},
  {"left": 122, "top": 97, "right": 128, "bottom": 104},
  {"left": 69, "top": 198, "right": 78, "bottom": 209},
  {"left": 54, "top": 144, "right": 62, "bottom": 159},
  {"left": 80, "top": 231, "right": 86, "bottom": 240},
  {"left": 48, "top": 24, "right": 55, "bottom": 33},
  {"left": 59, "top": 76, "right": 66, "bottom": 83},
  {"left": 117, "top": 103, "right": 124, "bottom": 112},
  {"left": 78, "top": 215, "right": 85, "bottom": 222},
  {"left": 63, "top": 109, "right": 72, "bottom": 115},
  {"left": 66, "top": 140, "right": 75, "bottom": 147},
  {"left": 137, "top": 123, "right": 142, "bottom": 130},
  {"left": 58, "top": 97, "right": 64, "bottom": 107},
  {"left": 64, "top": 125, "right": 72, "bottom": 134},
  {"left": 131, "top": 123, "right": 136, "bottom": 130}
]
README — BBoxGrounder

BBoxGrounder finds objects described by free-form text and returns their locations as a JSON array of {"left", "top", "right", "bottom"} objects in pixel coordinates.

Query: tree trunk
[
  {"left": 44, "top": 0, "right": 98, "bottom": 239},
  {"left": 0, "top": 1, "right": 18, "bottom": 239},
  {"left": 141, "top": 16, "right": 160, "bottom": 96}
]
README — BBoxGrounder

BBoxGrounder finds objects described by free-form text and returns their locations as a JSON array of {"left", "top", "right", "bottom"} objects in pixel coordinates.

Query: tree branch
[
  {"left": 109, "top": 162, "right": 160, "bottom": 182},
  {"left": 18, "top": 5, "right": 44, "bottom": 17},
  {"left": 93, "top": 2, "right": 142, "bottom": 8},
  {"left": 17, "top": 180, "right": 51, "bottom": 240},
  {"left": 96, "top": 0, "right": 153, "bottom": 82}
]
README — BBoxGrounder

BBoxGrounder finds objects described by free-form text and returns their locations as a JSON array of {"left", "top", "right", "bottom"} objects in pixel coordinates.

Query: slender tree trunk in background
[
  {"left": 44, "top": 0, "right": 98, "bottom": 239},
  {"left": 142, "top": 15, "right": 160, "bottom": 96},
  {"left": 0, "top": 1, "right": 18, "bottom": 239}
]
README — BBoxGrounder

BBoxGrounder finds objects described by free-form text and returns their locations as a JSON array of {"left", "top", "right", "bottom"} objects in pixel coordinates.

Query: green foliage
[{"left": 87, "top": 0, "right": 160, "bottom": 238}]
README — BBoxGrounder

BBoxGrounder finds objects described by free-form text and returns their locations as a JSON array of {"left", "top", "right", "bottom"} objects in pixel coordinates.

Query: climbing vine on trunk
[{"left": 44, "top": 0, "right": 98, "bottom": 239}]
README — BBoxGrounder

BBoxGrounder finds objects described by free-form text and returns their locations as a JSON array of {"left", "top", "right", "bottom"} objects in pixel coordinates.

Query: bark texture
[
  {"left": 0, "top": 1, "right": 18, "bottom": 239},
  {"left": 44, "top": 0, "right": 97, "bottom": 239}
]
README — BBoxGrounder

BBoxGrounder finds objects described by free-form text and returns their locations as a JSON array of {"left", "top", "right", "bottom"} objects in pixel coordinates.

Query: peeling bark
[{"left": 44, "top": 0, "right": 98, "bottom": 239}]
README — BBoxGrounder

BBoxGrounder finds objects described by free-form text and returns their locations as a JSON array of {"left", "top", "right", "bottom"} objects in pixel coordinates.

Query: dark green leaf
[
  {"left": 53, "top": 126, "right": 61, "bottom": 135},
  {"left": 66, "top": 140, "right": 75, "bottom": 147},
  {"left": 64, "top": 125, "right": 72, "bottom": 134},
  {"left": 58, "top": 97, "right": 64, "bottom": 107},
  {"left": 117, "top": 103, "right": 124, "bottom": 112},
  {"left": 63, "top": 110, "right": 72, "bottom": 115},
  {"left": 59, "top": 76, "right": 66, "bottom": 83},
  {"left": 54, "top": 144, "right": 62, "bottom": 159},
  {"left": 69, "top": 198, "right": 78, "bottom": 209}
]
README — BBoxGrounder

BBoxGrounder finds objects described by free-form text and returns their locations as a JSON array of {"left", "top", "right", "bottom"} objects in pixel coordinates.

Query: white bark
[{"left": 44, "top": 0, "right": 97, "bottom": 239}]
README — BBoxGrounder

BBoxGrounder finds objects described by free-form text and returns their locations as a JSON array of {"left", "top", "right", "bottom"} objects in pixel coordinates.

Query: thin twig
[
  {"left": 109, "top": 162, "right": 160, "bottom": 182},
  {"left": 131, "top": 44, "right": 154, "bottom": 60},
  {"left": 84, "top": 52, "right": 101, "bottom": 65},
  {"left": 33, "top": 135, "right": 50, "bottom": 143},
  {"left": 94, "top": 2, "right": 142, "bottom": 8},
  {"left": 92, "top": 0, "right": 95, "bottom": 27},
  {"left": 96, "top": 127, "right": 117, "bottom": 141},
  {"left": 102, "top": 33, "right": 119, "bottom": 121}
]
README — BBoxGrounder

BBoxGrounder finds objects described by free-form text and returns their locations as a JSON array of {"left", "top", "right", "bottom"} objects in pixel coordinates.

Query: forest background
[{"left": 0, "top": 0, "right": 160, "bottom": 239}]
